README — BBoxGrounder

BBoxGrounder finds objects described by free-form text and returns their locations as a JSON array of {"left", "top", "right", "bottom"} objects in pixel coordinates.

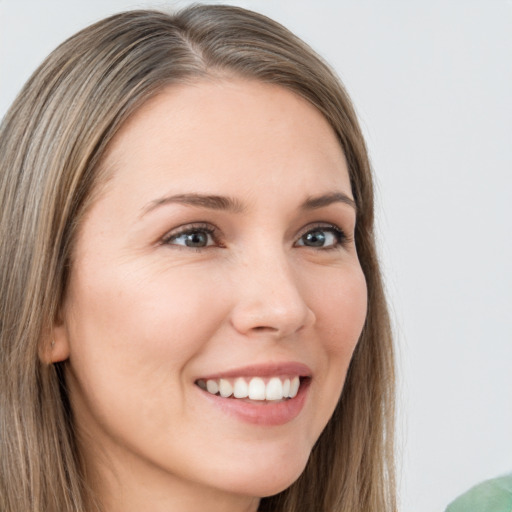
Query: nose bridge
[{"left": 230, "top": 241, "right": 315, "bottom": 337}]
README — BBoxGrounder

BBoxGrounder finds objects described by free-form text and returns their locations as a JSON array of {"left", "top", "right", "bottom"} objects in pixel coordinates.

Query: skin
[{"left": 53, "top": 79, "right": 368, "bottom": 512}]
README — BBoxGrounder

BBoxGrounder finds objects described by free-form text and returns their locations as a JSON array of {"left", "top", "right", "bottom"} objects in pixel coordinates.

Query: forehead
[{"left": 100, "top": 78, "right": 351, "bottom": 203}]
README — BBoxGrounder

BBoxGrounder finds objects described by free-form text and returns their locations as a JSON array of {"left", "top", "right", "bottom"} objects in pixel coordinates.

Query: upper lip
[{"left": 197, "top": 362, "right": 312, "bottom": 381}]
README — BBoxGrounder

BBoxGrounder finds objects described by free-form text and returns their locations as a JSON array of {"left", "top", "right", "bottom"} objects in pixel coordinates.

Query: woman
[{"left": 0, "top": 5, "right": 395, "bottom": 512}]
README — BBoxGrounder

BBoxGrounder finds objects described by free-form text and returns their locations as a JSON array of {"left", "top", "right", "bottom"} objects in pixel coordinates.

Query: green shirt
[{"left": 446, "top": 474, "right": 512, "bottom": 512}]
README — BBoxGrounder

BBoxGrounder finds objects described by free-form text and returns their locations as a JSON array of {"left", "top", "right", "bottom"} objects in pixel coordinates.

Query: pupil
[
  {"left": 186, "top": 231, "right": 208, "bottom": 247},
  {"left": 305, "top": 231, "right": 325, "bottom": 247}
]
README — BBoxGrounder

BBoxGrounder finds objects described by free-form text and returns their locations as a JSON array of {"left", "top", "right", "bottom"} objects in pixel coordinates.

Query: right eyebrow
[
  {"left": 300, "top": 192, "right": 357, "bottom": 212},
  {"left": 141, "top": 193, "right": 247, "bottom": 218}
]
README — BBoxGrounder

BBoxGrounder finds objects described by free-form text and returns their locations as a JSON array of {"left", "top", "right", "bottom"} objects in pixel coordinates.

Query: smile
[
  {"left": 196, "top": 376, "right": 301, "bottom": 401},
  {"left": 194, "top": 363, "right": 312, "bottom": 425}
]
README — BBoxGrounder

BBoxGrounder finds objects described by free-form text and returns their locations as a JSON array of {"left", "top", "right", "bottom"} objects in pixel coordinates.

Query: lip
[
  {"left": 197, "top": 362, "right": 312, "bottom": 381},
  {"left": 195, "top": 362, "right": 312, "bottom": 426},
  {"left": 197, "top": 378, "right": 310, "bottom": 426}
]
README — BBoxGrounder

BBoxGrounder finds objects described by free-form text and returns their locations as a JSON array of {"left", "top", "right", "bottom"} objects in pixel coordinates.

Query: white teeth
[
  {"left": 265, "top": 377, "right": 283, "bottom": 400},
  {"left": 219, "top": 379, "right": 233, "bottom": 398},
  {"left": 289, "top": 376, "right": 300, "bottom": 398},
  {"left": 233, "top": 378, "right": 249, "bottom": 398},
  {"left": 283, "top": 378, "right": 290, "bottom": 397},
  {"left": 248, "top": 377, "right": 266, "bottom": 400},
  {"left": 201, "top": 375, "right": 303, "bottom": 401},
  {"left": 206, "top": 379, "right": 219, "bottom": 395}
]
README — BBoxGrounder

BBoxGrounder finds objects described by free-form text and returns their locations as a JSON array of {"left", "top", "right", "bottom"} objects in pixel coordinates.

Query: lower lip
[{"left": 197, "top": 379, "right": 310, "bottom": 426}]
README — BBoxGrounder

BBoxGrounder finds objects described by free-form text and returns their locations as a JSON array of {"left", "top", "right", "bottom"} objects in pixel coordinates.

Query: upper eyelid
[
  {"left": 295, "top": 222, "right": 347, "bottom": 240},
  {"left": 296, "top": 222, "right": 344, "bottom": 235},
  {"left": 161, "top": 222, "right": 219, "bottom": 244}
]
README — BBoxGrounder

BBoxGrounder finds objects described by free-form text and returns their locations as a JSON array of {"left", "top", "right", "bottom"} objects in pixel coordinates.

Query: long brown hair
[{"left": 0, "top": 6, "right": 395, "bottom": 512}]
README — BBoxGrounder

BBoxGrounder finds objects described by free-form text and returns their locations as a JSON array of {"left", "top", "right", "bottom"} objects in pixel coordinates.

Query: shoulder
[{"left": 446, "top": 474, "right": 512, "bottom": 512}]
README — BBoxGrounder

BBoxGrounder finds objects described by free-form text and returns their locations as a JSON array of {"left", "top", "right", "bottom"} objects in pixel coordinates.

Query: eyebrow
[
  {"left": 141, "top": 190, "right": 356, "bottom": 217},
  {"left": 142, "top": 193, "right": 246, "bottom": 217},
  {"left": 300, "top": 192, "right": 356, "bottom": 212}
]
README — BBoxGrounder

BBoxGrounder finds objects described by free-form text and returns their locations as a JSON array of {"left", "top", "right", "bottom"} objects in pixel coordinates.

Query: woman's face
[{"left": 57, "top": 79, "right": 367, "bottom": 511}]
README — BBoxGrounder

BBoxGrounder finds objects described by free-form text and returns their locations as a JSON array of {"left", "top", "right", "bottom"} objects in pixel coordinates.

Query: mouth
[
  {"left": 193, "top": 363, "right": 312, "bottom": 425},
  {"left": 195, "top": 375, "right": 307, "bottom": 402}
]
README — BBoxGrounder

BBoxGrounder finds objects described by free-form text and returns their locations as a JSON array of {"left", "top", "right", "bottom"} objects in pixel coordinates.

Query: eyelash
[
  {"left": 161, "top": 223, "right": 221, "bottom": 251},
  {"left": 295, "top": 223, "right": 349, "bottom": 250},
  {"left": 161, "top": 222, "right": 349, "bottom": 251}
]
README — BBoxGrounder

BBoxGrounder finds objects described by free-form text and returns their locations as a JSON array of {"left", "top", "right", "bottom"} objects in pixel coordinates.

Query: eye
[
  {"left": 295, "top": 225, "right": 347, "bottom": 249},
  {"left": 162, "top": 224, "right": 218, "bottom": 249}
]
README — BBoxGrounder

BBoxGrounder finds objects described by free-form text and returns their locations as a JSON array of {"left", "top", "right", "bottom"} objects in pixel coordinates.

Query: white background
[{"left": 1, "top": 1, "right": 511, "bottom": 511}]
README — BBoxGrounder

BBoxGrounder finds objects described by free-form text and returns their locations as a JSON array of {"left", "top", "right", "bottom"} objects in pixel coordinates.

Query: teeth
[
  {"left": 248, "top": 377, "right": 266, "bottom": 400},
  {"left": 202, "top": 376, "right": 302, "bottom": 401},
  {"left": 265, "top": 377, "right": 283, "bottom": 400},
  {"left": 283, "top": 378, "right": 290, "bottom": 397},
  {"left": 206, "top": 380, "right": 219, "bottom": 395},
  {"left": 289, "top": 376, "right": 300, "bottom": 398},
  {"left": 233, "top": 377, "right": 249, "bottom": 398},
  {"left": 219, "top": 379, "right": 233, "bottom": 398}
]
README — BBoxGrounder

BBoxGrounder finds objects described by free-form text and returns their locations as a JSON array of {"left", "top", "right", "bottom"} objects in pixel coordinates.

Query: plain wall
[{"left": 1, "top": 1, "right": 511, "bottom": 511}]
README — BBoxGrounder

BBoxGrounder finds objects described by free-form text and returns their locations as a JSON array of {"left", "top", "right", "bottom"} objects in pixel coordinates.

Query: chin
[
  {"left": 258, "top": 468, "right": 306, "bottom": 498},
  {"left": 215, "top": 448, "right": 310, "bottom": 498}
]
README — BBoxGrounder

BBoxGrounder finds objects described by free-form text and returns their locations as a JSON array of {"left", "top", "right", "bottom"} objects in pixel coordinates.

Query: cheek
[
  {"left": 63, "top": 260, "right": 229, "bottom": 408},
  {"left": 314, "top": 263, "right": 368, "bottom": 354},
  {"left": 67, "top": 258, "right": 222, "bottom": 353},
  {"left": 63, "top": 260, "right": 233, "bottom": 446},
  {"left": 305, "top": 263, "right": 367, "bottom": 427}
]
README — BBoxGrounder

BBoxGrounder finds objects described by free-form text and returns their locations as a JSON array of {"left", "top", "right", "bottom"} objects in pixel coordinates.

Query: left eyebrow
[
  {"left": 141, "top": 193, "right": 247, "bottom": 217},
  {"left": 300, "top": 192, "right": 356, "bottom": 212}
]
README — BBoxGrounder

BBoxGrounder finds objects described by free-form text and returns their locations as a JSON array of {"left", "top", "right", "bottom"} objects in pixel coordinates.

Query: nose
[{"left": 229, "top": 250, "right": 316, "bottom": 339}]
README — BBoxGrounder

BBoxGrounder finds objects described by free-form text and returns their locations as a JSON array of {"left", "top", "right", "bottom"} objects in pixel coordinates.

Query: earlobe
[{"left": 40, "top": 322, "right": 71, "bottom": 364}]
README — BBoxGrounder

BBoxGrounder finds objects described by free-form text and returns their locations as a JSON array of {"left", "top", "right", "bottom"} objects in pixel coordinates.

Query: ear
[{"left": 39, "top": 314, "right": 71, "bottom": 365}]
